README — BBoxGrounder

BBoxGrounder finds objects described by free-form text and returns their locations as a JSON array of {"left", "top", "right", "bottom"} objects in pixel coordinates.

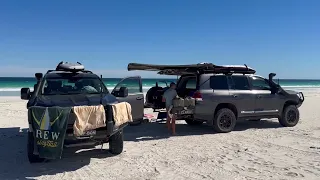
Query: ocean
[{"left": 0, "top": 77, "right": 319, "bottom": 96}]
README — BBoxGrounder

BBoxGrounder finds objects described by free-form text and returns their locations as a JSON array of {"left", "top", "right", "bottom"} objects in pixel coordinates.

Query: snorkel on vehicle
[{"left": 268, "top": 73, "right": 304, "bottom": 104}]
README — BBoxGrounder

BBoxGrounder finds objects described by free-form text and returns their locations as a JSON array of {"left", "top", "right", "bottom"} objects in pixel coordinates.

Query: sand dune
[{"left": 0, "top": 94, "right": 319, "bottom": 180}]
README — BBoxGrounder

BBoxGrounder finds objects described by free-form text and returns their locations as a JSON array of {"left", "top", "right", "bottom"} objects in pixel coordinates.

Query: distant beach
[{"left": 0, "top": 77, "right": 320, "bottom": 96}]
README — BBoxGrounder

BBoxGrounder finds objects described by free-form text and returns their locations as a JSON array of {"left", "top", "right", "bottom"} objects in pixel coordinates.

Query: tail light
[{"left": 192, "top": 91, "right": 203, "bottom": 101}]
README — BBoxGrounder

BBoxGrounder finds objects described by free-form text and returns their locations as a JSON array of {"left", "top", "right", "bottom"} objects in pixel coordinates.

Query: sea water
[{"left": 0, "top": 77, "right": 319, "bottom": 96}]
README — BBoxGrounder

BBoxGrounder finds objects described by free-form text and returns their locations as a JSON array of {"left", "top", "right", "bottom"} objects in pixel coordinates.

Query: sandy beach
[{"left": 0, "top": 91, "right": 319, "bottom": 180}]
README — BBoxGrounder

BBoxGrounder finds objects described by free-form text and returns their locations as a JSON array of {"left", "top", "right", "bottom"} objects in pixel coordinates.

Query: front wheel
[
  {"left": 185, "top": 118, "right": 204, "bottom": 126},
  {"left": 278, "top": 105, "right": 300, "bottom": 127},
  {"left": 109, "top": 130, "right": 124, "bottom": 155},
  {"left": 213, "top": 108, "right": 237, "bottom": 133},
  {"left": 27, "top": 132, "right": 45, "bottom": 163}
]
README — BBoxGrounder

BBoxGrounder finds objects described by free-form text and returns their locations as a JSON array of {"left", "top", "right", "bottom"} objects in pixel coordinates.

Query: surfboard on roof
[{"left": 127, "top": 62, "right": 256, "bottom": 75}]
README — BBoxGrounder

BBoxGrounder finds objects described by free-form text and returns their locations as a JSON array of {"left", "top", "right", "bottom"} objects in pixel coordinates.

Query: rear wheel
[
  {"left": 278, "top": 105, "right": 300, "bottom": 127},
  {"left": 27, "top": 132, "right": 45, "bottom": 163},
  {"left": 185, "top": 118, "right": 203, "bottom": 126},
  {"left": 109, "top": 130, "right": 124, "bottom": 155},
  {"left": 213, "top": 108, "right": 237, "bottom": 133}
]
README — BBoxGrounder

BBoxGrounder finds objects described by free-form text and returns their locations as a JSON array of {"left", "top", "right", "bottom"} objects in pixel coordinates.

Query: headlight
[{"left": 297, "top": 92, "right": 304, "bottom": 101}]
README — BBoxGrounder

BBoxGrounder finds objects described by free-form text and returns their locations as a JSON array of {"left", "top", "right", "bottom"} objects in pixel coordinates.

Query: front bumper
[{"left": 297, "top": 92, "right": 304, "bottom": 107}]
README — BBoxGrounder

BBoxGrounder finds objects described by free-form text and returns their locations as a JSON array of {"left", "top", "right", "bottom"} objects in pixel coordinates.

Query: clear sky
[{"left": 0, "top": 0, "right": 319, "bottom": 79}]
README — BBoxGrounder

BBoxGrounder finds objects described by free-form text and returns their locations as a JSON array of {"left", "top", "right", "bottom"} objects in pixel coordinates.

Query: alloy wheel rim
[
  {"left": 219, "top": 114, "right": 232, "bottom": 129},
  {"left": 287, "top": 110, "right": 297, "bottom": 123}
]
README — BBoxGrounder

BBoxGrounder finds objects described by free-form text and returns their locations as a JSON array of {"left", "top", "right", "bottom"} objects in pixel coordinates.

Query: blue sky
[{"left": 0, "top": 0, "right": 319, "bottom": 78}]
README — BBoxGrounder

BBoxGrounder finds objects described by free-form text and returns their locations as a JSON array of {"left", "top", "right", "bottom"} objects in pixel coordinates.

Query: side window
[
  {"left": 177, "top": 76, "right": 197, "bottom": 89},
  {"left": 210, "top": 76, "right": 229, "bottom": 90},
  {"left": 251, "top": 77, "right": 271, "bottom": 90},
  {"left": 114, "top": 77, "right": 141, "bottom": 94},
  {"left": 229, "top": 76, "right": 250, "bottom": 90},
  {"left": 185, "top": 77, "right": 197, "bottom": 89}
]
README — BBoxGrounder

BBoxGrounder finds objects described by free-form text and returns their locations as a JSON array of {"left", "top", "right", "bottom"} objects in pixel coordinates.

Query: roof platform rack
[{"left": 127, "top": 63, "right": 256, "bottom": 75}]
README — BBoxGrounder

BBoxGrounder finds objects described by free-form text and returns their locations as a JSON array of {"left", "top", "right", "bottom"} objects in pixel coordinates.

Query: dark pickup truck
[{"left": 21, "top": 62, "right": 144, "bottom": 163}]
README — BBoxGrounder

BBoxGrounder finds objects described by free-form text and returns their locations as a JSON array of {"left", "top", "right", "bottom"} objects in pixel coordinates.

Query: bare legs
[
  {"left": 171, "top": 115, "right": 176, "bottom": 135},
  {"left": 166, "top": 114, "right": 171, "bottom": 130},
  {"left": 166, "top": 110, "right": 176, "bottom": 135}
]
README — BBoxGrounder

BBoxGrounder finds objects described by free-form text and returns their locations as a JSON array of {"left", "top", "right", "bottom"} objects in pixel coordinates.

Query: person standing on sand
[{"left": 162, "top": 82, "right": 178, "bottom": 135}]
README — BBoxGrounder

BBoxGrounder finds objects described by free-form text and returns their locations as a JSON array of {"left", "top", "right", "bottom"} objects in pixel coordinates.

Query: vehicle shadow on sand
[
  {"left": 125, "top": 112, "right": 282, "bottom": 142},
  {"left": 0, "top": 127, "right": 116, "bottom": 179}
]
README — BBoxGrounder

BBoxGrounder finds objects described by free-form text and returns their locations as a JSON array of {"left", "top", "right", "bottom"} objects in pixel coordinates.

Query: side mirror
[
  {"left": 118, "top": 87, "right": 128, "bottom": 97},
  {"left": 21, "top": 88, "right": 31, "bottom": 100}
]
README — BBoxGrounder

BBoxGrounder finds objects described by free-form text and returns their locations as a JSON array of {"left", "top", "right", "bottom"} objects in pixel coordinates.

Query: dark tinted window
[
  {"left": 230, "top": 76, "right": 250, "bottom": 90},
  {"left": 210, "top": 76, "right": 229, "bottom": 90}
]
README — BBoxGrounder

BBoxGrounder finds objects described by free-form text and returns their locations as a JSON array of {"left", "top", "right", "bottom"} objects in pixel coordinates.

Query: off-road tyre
[
  {"left": 27, "top": 132, "right": 45, "bottom": 163},
  {"left": 109, "top": 130, "right": 124, "bottom": 155},
  {"left": 213, "top": 108, "right": 237, "bottom": 133},
  {"left": 185, "top": 118, "right": 204, "bottom": 126},
  {"left": 278, "top": 105, "right": 300, "bottom": 127}
]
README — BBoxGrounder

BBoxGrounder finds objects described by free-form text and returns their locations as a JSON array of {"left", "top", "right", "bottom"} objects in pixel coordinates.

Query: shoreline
[{"left": 1, "top": 86, "right": 320, "bottom": 97}]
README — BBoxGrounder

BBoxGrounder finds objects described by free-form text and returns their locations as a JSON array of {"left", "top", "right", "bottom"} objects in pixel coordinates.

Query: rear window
[
  {"left": 229, "top": 76, "right": 250, "bottom": 90},
  {"left": 210, "top": 76, "right": 229, "bottom": 90}
]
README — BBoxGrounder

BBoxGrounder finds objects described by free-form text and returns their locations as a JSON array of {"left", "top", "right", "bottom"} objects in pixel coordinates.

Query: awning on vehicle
[{"left": 127, "top": 63, "right": 256, "bottom": 75}]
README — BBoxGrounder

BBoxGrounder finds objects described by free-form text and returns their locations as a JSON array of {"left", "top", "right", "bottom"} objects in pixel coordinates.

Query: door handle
[
  {"left": 232, "top": 95, "right": 237, "bottom": 98},
  {"left": 257, "top": 95, "right": 262, "bottom": 98},
  {"left": 136, "top": 97, "right": 143, "bottom": 100}
]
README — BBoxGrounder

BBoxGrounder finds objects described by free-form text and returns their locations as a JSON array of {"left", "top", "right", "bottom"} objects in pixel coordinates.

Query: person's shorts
[{"left": 166, "top": 105, "right": 174, "bottom": 116}]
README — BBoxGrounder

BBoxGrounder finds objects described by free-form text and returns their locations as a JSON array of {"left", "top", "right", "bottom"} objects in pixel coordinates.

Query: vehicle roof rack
[{"left": 127, "top": 63, "right": 256, "bottom": 75}]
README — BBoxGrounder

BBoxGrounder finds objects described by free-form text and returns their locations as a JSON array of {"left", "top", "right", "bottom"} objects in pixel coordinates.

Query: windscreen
[{"left": 41, "top": 76, "right": 107, "bottom": 95}]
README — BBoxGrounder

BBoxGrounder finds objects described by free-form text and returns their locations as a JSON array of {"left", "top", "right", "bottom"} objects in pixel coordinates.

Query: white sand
[{"left": 0, "top": 92, "right": 319, "bottom": 180}]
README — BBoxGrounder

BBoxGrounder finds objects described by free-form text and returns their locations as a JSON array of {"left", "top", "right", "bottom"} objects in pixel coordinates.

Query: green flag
[{"left": 29, "top": 106, "right": 71, "bottom": 159}]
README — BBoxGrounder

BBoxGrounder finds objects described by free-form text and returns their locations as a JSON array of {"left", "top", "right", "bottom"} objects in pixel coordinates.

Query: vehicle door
[
  {"left": 249, "top": 76, "right": 282, "bottom": 117},
  {"left": 111, "top": 76, "right": 144, "bottom": 122},
  {"left": 194, "top": 74, "right": 231, "bottom": 121},
  {"left": 228, "top": 75, "right": 256, "bottom": 119}
]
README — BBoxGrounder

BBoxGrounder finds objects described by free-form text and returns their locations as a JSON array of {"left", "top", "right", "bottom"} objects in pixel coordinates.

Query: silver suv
[{"left": 128, "top": 63, "right": 304, "bottom": 133}]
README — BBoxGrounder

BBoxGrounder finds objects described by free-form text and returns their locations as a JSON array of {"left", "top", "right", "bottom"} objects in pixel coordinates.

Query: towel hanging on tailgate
[
  {"left": 73, "top": 105, "right": 106, "bottom": 136},
  {"left": 111, "top": 102, "right": 133, "bottom": 128}
]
